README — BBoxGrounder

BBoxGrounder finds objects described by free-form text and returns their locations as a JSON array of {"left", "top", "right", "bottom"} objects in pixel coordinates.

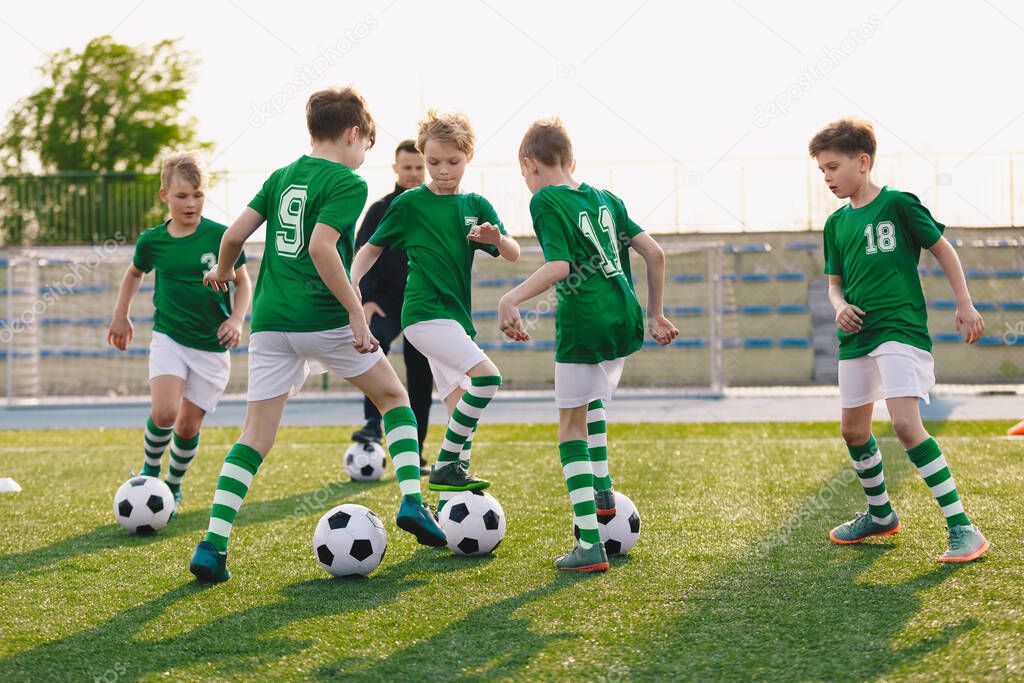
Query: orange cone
[{"left": 1009, "top": 419, "right": 1024, "bottom": 436}]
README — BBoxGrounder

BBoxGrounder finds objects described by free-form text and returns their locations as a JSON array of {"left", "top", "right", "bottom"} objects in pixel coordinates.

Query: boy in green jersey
[
  {"left": 351, "top": 110, "right": 521, "bottom": 515},
  {"left": 810, "top": 118, "right": 988, "bottom": 562},
  {"left": 189, "top": 87, "right": 445, "bottom": 583},
  {"left": 108, "top": 152, "right": 252, "bottom": 517},
  {"left": 499, "top": 118, "right": 678, "bottom": 571}
]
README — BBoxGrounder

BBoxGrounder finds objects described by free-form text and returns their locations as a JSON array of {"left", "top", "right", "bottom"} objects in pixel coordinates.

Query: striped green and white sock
[
  {"left": 848, "top": 434, "right": 894, "bottom": 524},
  {"left": 907, "top": 437, "right": 970, "bottom": 528},
  {"left": 203, "top": 443, "right": 263, "bottom": 552},
  {"left": 435, "top": 376, "right": 501, "bottom": 467},
  {"left": 384, "top": 406, "right": 423, "bottom": 503},
  {"left": 438, "top": 425, "right": 476, "bottom": 514},
  {"left": 560, "top": 440, "right": 599, "bottom": 549},
  {"left": 165, "top": 432, "right": 200, "bottom": 491},
  {"left": 142, "top": 417, "right": 173, "bottom": 477},
  {"left": 587, "top": 400, "right": 612, "bottom": 492}
]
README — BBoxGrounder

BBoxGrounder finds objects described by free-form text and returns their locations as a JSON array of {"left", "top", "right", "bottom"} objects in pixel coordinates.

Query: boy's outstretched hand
[
  {"left": 649, "top": 315, "right": 678, "bottom": 346},
  {"left": 498, "top": 296, "right": 530, "bottom": 341},
  {"left": 467, "top": 222, "right": 502, "bottom": 246},
  {"left": 956, "top": 304, "right": 985, "bottom": 344},
  {"left": 107, "top": 317, "right": 134, "bottom": 351},
  {"left": 203, "top": 265, "right": 236, "bottom": 293}
]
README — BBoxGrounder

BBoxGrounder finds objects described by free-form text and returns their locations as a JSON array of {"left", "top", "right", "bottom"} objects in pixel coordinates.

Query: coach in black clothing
[{"left": 352, "top": 140, "right": 433, "bottom": 471}]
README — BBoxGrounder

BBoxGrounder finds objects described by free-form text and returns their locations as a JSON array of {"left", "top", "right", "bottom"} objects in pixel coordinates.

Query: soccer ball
[
  {"left": 438, "top": 490, "right": 506, "bottom": 556},
  {"left": 113, "top": 476, "right": 174, "bottom": 535},
  {"left": 574, "top": 491, "right": 641, "bottom": 556},
  {"left": 344, "top": 441, "right": 388, "bottom": 481},
  {"left": 313, "top": 503, "right": 388, "bottom": 577}
]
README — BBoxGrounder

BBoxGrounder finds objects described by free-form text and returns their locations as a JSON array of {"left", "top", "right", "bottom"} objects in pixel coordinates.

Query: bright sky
[{"left": 2, "top": 0, "right": 1023, "bottom": 232}]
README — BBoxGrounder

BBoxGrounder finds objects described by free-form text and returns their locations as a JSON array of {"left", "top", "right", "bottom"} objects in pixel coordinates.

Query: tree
[{"left": 1, "top": 35, "right": 209, "bottom": 173}]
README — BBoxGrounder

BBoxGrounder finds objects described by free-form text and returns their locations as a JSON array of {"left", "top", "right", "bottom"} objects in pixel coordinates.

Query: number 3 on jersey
[
  {"left": 578, "top": 205, "right": 623, "bottom": 278},
  {"left": 277, "top": 184, "right": 308, "bottom": 258}
]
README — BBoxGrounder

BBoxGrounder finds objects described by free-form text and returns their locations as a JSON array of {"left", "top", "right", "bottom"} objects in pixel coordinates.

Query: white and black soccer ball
[
  {"left": 113, "top": 476, "right": 174, "bottom": 535},
  {"left": 574, "top": 491, "right": 641, "bottom": 556},
  {"left": 344, "top": 442, "right": 388, "bottom": 482},
  {"left": 438, "top": 490, "right": 506, "bottom": 556},
  {"left": 313, "top": 503, "right": 388, "bottom": 577}
]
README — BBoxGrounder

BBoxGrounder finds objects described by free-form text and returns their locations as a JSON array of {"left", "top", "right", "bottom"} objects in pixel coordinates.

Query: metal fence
[
  {"left": 0, "top": 172, "right": 163, "bottom": 246},
  {"left": 1, "top": 228, "right": 1021, "bottom": 404}
]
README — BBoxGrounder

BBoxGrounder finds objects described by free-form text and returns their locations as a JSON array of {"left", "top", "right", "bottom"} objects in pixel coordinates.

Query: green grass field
[{"left": 1, "top": 421, "right": 1022, "bottom": 682}]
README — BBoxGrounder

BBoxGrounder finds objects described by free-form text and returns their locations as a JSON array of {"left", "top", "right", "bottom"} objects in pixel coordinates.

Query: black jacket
[{"left": 355, "top": 184, "right": 410, "bottom": 316}]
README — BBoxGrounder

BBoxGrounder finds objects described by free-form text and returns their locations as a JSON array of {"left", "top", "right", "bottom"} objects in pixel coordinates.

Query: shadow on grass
[
  {"left": 616, "top": 465, "right": 977, "bottom": 681},
  {"left": 1, "top": 549, "right": 468, "bottom": 682},
  {"left": 0, "top": 480, "right": 387, "bottom": 580},
  {"left": 317, "top": 573, "right": 588, "bottom": 680}
]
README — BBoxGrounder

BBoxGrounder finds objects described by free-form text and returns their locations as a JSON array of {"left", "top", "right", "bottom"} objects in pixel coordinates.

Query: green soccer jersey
[
  {"left": 248, "top": 156, "right": 368, "bottom": 333},
  {"left": 132, "top": 217, "right": 246, "bottom": 352},
  {"left": 823, "top": 185, "right": 944, "bottom": 360},
  {"left": 530, "top": 184, "right": 645, "bottom": 364},
  {"left": 368, "top": 185, "right": 505, "bottom": 339}
]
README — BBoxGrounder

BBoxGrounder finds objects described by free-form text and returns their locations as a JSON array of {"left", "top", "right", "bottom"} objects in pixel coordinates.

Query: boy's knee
[
  {"left": 890, "top": 415, "right": 922, "bottom": 444},
  {"left": 151, "top": 409, "right": 177, "bottom": 429},
  {"left": 840, "top": 425, "right": 870, "bottom": 446},
  {"left": 175, "top": 422, "right": 200, "bottom": 440},
  {"left": 376, "top": 386, "right": 410, "bottom": 416}
]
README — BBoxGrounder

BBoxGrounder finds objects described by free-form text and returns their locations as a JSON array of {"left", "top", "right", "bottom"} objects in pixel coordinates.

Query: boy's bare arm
[
  {"left": 495, "top": 233, "right": 520, "bottom": 262},
  {"left": 309, "top": 224, "right": 379, "bottom": 353},
  {"left": 630, "top": 232, "right": 678, "bottom": 345},
  {"left": 206, "top": 208, "right": 264, "bottom": 292},
  {"left": 468, "top": 223, "right": 520, "bottom": 262},
  {"left": 930, "top": 237, "right": 984, "bottom": 343},
  {"left": 828, "top": 274, "right": 864, "bottom": 333},
  {"left": 349, "top": 242, "right": 384, "bottom": 296},
  {"left": 108, "top": 264, "right": 145, "bottom": 351},
  {"left": 216, "top": 264, "right": 254, "bottom": 350},
  {"left": 497, "top": 261, "right": 571, "bottom": 341}
]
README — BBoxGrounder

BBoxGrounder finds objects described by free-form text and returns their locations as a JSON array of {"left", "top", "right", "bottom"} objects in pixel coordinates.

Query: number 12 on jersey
[{"left": 578, "top": 205, "right": 623, "bottom": 278}]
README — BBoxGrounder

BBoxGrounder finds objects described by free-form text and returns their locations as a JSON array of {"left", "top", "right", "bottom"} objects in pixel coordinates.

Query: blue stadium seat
[
  {"left": 740, "top": 273, "right": 772, "bottom": 283},
  {"left": 740, "top": 305, "right": 772, "bottom": 315},
  {"left": 775, "top": 272, "right": 807, "bottom": 281},
  {"left": 667, "top": 306, "right": 705, "bottom": 316},
  {"left": 777, "top": 304, "right": 810, "bottom": 314},
  {"left": 785, "top": 241, "right": 819, "bottom": 251},
  {"left": 475, "top": 277, "right": 525, "bottom": 288},
  {"left": 724, "top": 243, "right": 771, "bottom": 254},
  {"left": 673, "top": 273, "right": 705, "bottom": 283}
]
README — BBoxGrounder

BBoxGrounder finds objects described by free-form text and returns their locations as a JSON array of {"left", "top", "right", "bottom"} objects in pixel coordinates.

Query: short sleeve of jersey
[
  {"left": 247, "top": 173, "right": 273, "bottom": 217},
  {"left": 607, "top": 192, "right": 644, "bottom": 240},
  {"left": 822, "top": 214, "right": 841, "bottom": 276},
  {"left": 474, "top": 196, "right": 506, "bottom": 257},
  {"left": 530, "top": 193, "right": 573, "bottom": 263},
  {"left": 317, "top": 173, "right": 368, "bottom": 232},
  {"left": 897, "top": 191, "right": 945, "bottom": 249},
  {"left": 368, "top": 195, "right": 405, "bottom": 250},
  {"left": 132, "top": 232, "right": 153, "bottom": 273}
]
